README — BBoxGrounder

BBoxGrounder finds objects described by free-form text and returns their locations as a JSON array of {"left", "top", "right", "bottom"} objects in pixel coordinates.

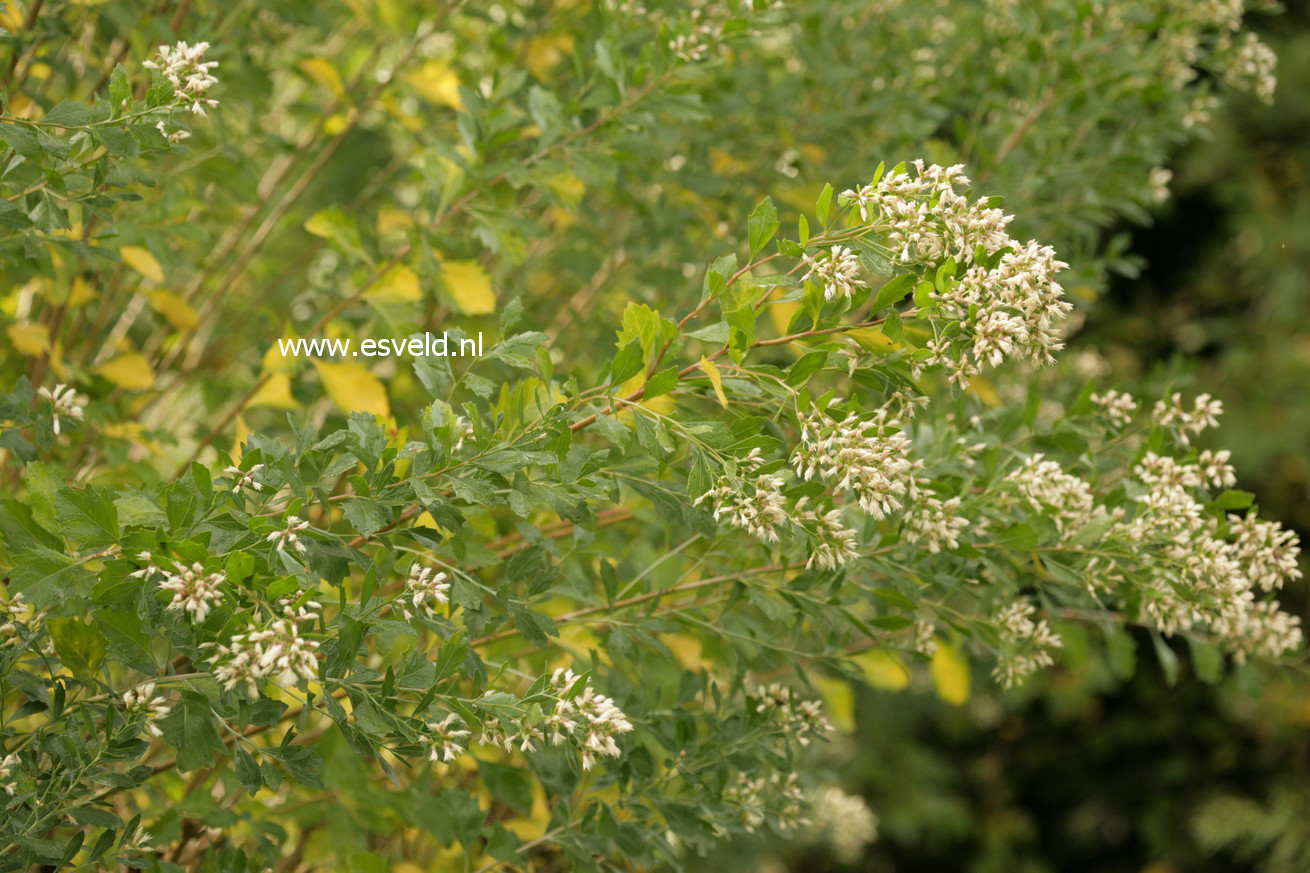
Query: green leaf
[
  {"left": 643, "top": 366, "right": 680, "bottom": 400},
  {"left": 815, "top": 183, "right": 834, "bottom": 227},
  {"left": 479, "top": 761, "right": 534, "bottom": 814},
  {"left": 49, "top": 618, "right": 106, "bottom": 680},
  {"left": 610, "top": 341, "right": 644, "bottom": 386},
  {"left": 235, "top": 747, "right": 264, "bottom": 796},
  {"left": 109, "top": 64, "right": 132, "bottom": 111},
  {"left": 55, "top": 486, "right": 119, "bottom": 548},
  {"left": 1209, "top": 490, "right": 1255, "bottom": 511},
  {"left": 43, "top": 101, "right": 92, "bottom": 127},
  {"left": 160, "top": 692, "right": 224, "bottom": 773},
  {"left": 508, "top": 601, "right": 557, "bottom": 647},
  {"left": 870, "top": 274, "right": 915, "bottom": 315},
  {"left": 748, "top": 196, "right": 779, "bottom": 256}
]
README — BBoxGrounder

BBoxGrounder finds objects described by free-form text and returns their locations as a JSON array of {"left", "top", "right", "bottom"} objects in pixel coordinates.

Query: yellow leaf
[
  {"left": 770, "top": 298, "right": 800, "bottom": 335},
  {"left": 817, "top": 676, "right": 856, "bottom": 733},
  {"left": 312, "top": 359, "right": 390, "bottom": 418},
  {"left": 852, "top": 648, "right": 910, "bottom": 691},
  {"left": 365, "top": 264, "right": 422, "bottom": 303},
  {"left": 441, "top": 259, "right": 495, "bottom": 315},
  {"left": 522, "top": 34, "right": 574, "bottom": 79},
  {"left": 232, "top": 414, "right": 250, "bottom": 462},
  {"left": 96, "top": 352, "right": 154, "bottom": 390},
  {"left": 7, "top": 323, "right": 50, "bottom": 357},
  {"left": 68, "top": 277, "right": 96, "bottom": 307},
  {"left": 248, "top": 372, "right": 299, "bottom": 410},
  {"left": 263, "top": 327, "right": 300, "bottom": 374},
  {"left": 405, "top": 59, "right": 462, "bottom": 110},
  {"left": 658, "top": 634, "right": 708, "bottom": 671},
  {"left": 931, "top": 643, "right": 971, "bottom": 706},
  {"left": 847, "top": 327, "right": 899, "bottom": 354},
  {"left": 120, "top": 245, "right": 164, "bottom": 283},
  {"left": 966, "top": 376, "right": 1001, "bottom": 407},
  {"left": 299, "top": 57, "right": 349, "bottom": 103},
  {"left": 376, "top": 206, "right": 413, "bottom": 235},
  {"left": 147, "top": 291, "right": 199, "bottom": 331},
  {"left": 710, "top": 148, "right": 750, "bottom": 177},
  {"left": 545, "top": 172, "right": 585, "bottom": 206},
  {"left": 701, "top": 356, "right": 727, "bottom": 407}
]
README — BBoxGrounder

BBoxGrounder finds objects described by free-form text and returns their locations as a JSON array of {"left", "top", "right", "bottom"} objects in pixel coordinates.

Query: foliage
[{"left": 0, "top": 1, "right": 1302, "bottom": 871}]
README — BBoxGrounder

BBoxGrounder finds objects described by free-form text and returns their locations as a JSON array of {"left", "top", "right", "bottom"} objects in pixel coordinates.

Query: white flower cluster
[
  {"left": 901, "top": 491, "right": 968, "bottom": 553},
  {"left": 1, "top": 752, "right": 18, "bottom": 797},
  {"left": 1135, "top": 451, "right": 1235, "bottom": 491},
  {"left": 453, "top": 415, "right": 474, "bottom": 451},
  {"left": 1090, "top": 389, "right": 1138, "bottom": 428},
  {"left": 843, "top": 161, "right": 1071, "bottom": 378},
  {"left": 547, "top": 668, "right": 634, "bottom": 770},
  {"left": 724, "top": 771, "right": 808, "bottom": 833},
  {"left": 400, "top": 563, "right": 450, "bottom": 620},
  {"left": 1, "top": 592, "right": 33, "bottom": 649},
  {"left": 793, "top": 409, "right": 916, "bottom": 519},
  {"left": 795, "top": 499, "right": 860, "bottom": 571},
  {"left": 425, "top": 713, "right": 471, "bottom": 763},
  {"left": 205, "top": 602, "right": 321, "bottom": 697},
  {"left": 267, "top": 515, "right": 311, "bottom": 555},
  {"left": 1116, "top": 448, "right": 1303, "bottom": 661},
  {"left": 1218, "top": 30, "right": 1277, "bottom": 103},
  {"left": 156, "top": 562, "right": 225, "bottom": 623},
  {"left": 695, "top": 448, "right": 788, "bottom": 543},
  {"left": 122, "top": 682, "right": 172, "bottom": 738},
  {"left": 143, "top": 40, "right": 220, "bottom": 115},
  {"left": 754, "top": 683, "right": 832, "bottom": 746},
  {"left": 1007, "top": 454, "right": 1098, "bottom": 537},
  {"left": 800, "top": 245, "right": 862, "bottom": 301},
  {"left": 992, "top": 600, "right": 1063, "bottom": 688},
  {"left": 809, "top": 786, "right": 879, "bottom": 863},
  {"left": 38, "top": 383, "right": 86, "bottom": 436},
  {"left": 224, "top": 463, "right": 264, "bottom": 493},
  {"left": 1152, "top": 392, "right": 1224, "bottom": 445}
]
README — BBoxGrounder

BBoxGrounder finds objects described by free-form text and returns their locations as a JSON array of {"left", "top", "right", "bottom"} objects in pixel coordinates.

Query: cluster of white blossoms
[
  {"left": 1008, "top": 454, "right": 1098, "bottom": 537},
  {"left": 425, "top": 713, "right": 471, "bottom": 763},
  {"left": 38, "top": 383, "right": 86, "bottom": 436},
  {"left": 1, "top": 752, "right": 18, "bottom": 797},
  {"left": 267, "top": 515, "right": 311, "bottom": 555},
  {"left": 121, "top": 682, "right": 172, "bottom": 738},
  {"left": 842, "top": 161, "right": 1071, "bottom": 379},
  {"left": 695, "top": 448, "right": 788, "bottom": 543},
  {"left": 901, "top": 491, "right": 968, "bottom": 554},
  {"left": 754, "top": 683, "right": 832, "bottom": 747},
  {"left": 841, "top": 161, "right": 1013, "bottom": 261},
  {"left": 224, "top": 463, "right": 264, "bottom": 493},
  {"left": 724, "top": 772, "right": 807, "bottom": 833},
  {"left": 156, "top": 562, "right": 226, "bottom": 622},
  {"left": 800, "top": 245, "right": 862, "bottom": 301},
  {"left": 1, "top": 592, "right": 34, "bottom": 649},
  {"left": 547, "top": 668, "right": 634, "bottom": 770},
  {"left": 1119, "top": 454, "right": 1304, "bottom": 660},
  {"left": 992, "top": 600, "right": 1063, "bottom": 688},
  {"left": 808, "top": 786, "right": 879, "bottom": 863},
  {"left": 400, "top": 563, "right": 450, "bottom": 620},
  {"left": 421, "top": 669, "right": 633, "bottom": 771},
  {"left": 1091, "top": 389, "right": 1139, "bottom": 428},
  {"left": 1218, "top": 30, "right": 1278, "bottom": 103},
  {"left": 1153, "top": 392, "right": 1224, "bottom": 445},
  {"left": 143, "top": 40, "right": 219, "bottom": 115},
  {"left": 794, "top": 499, "right": 861, "bottom": 570},
  {"left": 793, "top": 409, "right": 916, "bottom": 519},
  {"left": 205, "top": 602, "right": 321, "bottom": 697},
  {"left": 1135, "top": 450, "right": 1236, "bottom": 491}
]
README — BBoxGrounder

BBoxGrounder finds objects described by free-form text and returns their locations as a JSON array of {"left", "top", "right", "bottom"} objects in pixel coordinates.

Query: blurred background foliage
[{"left": 1, "top": 0, "right": 1307, "bottom": 870}]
